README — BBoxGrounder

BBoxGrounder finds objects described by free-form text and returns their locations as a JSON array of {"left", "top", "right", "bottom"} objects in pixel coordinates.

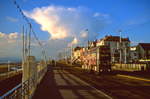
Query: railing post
[{"left": 22, "top": 56, "right": 37, "bottom": 99}]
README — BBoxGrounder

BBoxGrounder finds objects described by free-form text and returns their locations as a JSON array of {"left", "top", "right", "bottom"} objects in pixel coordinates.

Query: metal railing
[{"left": 0, "top": 67, "right": 47, "bottom": 99}]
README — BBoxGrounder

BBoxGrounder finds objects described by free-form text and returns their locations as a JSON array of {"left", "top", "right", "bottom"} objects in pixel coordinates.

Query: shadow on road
[
  {"left": 32, "top": 66, "right": 63, "bottom": 99},
  {"left": 33, "top": 65, "right": 108, "bottom": 99},
  {"left": 58, "top": 70, "right": 104, "bottom": 99}
]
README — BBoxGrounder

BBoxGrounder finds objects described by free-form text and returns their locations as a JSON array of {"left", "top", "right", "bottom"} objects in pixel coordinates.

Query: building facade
[
  {"left": 72, "top": 46, "right": 88, "bottom": 63},
  {"left": 137, "top": 43, "right": 150, "bottom": 59},
  {"left": 130, "top": 46, "right": 139, "bottom": 62},
  {"left": 96, "top": 35, "right": 130, "bottom": 63}
]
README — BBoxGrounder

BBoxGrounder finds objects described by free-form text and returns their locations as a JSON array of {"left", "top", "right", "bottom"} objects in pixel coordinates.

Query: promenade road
[{"left": 33, "top": 66, "right": 112, "bottom": 99}]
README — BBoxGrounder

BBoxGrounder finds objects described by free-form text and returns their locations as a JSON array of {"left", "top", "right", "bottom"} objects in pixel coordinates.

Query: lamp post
[
  {"left": 7, "top": 60, "right": 10, "bottom": 78},
  {"left": 125, "top": 47, "right": 127, "bottom": 64},
  {"left": 119, "top": 30, "right": 122, "bottom": 69},
  {"left": 71, "top": 44, "right": 73, "bottom": 65},
  {"left": 119, "top": 30, "right": 122, "bottom": 63},
  {"left": 8, "top": 61, "right": 10, "bottom": 72}
]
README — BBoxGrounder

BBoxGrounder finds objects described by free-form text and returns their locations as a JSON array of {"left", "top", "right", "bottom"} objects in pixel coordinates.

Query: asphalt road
[
  {"left": 65, "top": 66, "right": 150, "bottom": 99},
  {"left": 1, "top": 64, "right": 150, "bottom": 99},
  {"left": 33, "top": 66, "right": 112, "bottom": 99}
]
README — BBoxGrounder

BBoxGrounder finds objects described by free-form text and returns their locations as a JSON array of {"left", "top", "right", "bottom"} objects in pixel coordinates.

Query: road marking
[
  {"left": 83, "top": 82, "right": 113, "bottom": 99},
  {"left": 117, "top": 74, "right": 150, "bottom": 82},
  {"left": 65, "top": 71, "right": 113, "bottom": 99}
]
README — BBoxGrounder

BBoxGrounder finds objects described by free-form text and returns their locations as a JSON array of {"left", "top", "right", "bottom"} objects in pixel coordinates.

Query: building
[
  {"left": 72, "top": 46, "right": 87, "bottom": 63},
  {"left": 130, "top": 46, "right": 139, "bottom": 62},
  {"left": 137, "top": 43, "right": 150, "bottom": 59},
  {"left": 73, "top": 46, "right": 82, "bottom": 59},
  {"left": 96, "top": 35, "right": 130, "bottom": 63},
  {"left": 88, "top": 40, "right": 97, "bottom": 49},
  {"left": 81, "top": 45, "right": 111, "bottom": 73}
]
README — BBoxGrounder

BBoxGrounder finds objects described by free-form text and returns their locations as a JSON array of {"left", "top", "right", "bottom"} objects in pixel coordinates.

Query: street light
[
  {"left": 119, "top": 30, "right": 122, "bottom": 69},
  {"left": 7, "top": 61, "right": 10, "bottom": 72},
  {"left": 119, "top": 30, "right": 122, "bottom": 64},
  {"left": 7, "top": 60, "right": 10, "bottom": 78}
]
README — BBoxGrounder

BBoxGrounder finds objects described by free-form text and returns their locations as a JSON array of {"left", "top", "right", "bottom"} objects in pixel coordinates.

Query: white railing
[
  {"left": 0, "top": 66, "right": 47, "bottom": 99},
  {"left": 112, "top": 63, "right": 147, "bottom": 71}
]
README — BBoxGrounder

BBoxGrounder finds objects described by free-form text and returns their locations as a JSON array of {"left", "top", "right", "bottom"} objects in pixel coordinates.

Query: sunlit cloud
[
  {"left": 8, "top": 32, "right": 19, "bottom": 39},
  {"left": 0, "top": 32, "right": 43, "bottom": 60},
  {"left": 68, "top": 37, "right": 78, "bottom": 47},
  {"left": 24, "top": 5, "right": 109, "bottom": 40},
  {"left": 0, "top": 32, "right": 22, "bottom": 59},
  {"left": 0, "top": 32, "right": 19, "bottom": 40},
  {"left": 23, "top": 5, "right": 110, "bottom": 58},
  {"left": 0, "top": 6, "right": 110, "bottom": 60},
  {"left": 0, "top": 32, "right": 6, "bottom": 38},
  {"left": 71, "top": 37, "right": 78, "bottom": 45},
  {"left": 0, "top": 32, "right": 20, "bottom": 45}
]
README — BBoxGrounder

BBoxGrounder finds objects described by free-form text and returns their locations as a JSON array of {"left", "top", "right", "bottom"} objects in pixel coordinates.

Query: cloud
[
  {"left": 68, "top": 37, "right": 78, "bottom": 47},
  {"left": 0, "top": 32, "right": 19, "bottom": 40},
  {"left": 93, "top": 12, "right": 109, "bottom": 18},
  {"left": 0, "top": 32, "right": 49, "bottom": 61},
  {"left": 8, "top": 32, "right": 19, "bottom": 39},
  {"left": 23, "top": 5, "right": 111, "bottom": 59},
  {"left": 6, "top": 16, "right": 18, "bottom": 22},
  {"left": 0, "top": 6, "right": 111, "bottom": 60},
  {"left": 24, "top": 6, "right": 69, "bottom": 39},
  {"left": 80, "top": 29, "right": 88, "bottom": 38},
  {"left": 0, "top": 32, "right": 6, "bottom": 38},
  {"left": 0, "top": 32, "right": 22, "bottom": 60},
  {"left": 0, "top": 32, "right": 42, "bottom": 60},
  {"left": 0, "top": 32, "right": 20, "bottom": 45},
  {"left": 24, "top": 5, "right": 109, "bottom": 40},
  {"left": 71, "top": 37, "right": 78, "bottom": 45}
]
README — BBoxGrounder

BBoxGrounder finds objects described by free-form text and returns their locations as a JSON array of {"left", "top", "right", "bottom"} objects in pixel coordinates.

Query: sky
[{"left": 0, "top": 0, "right": 150, "bottom": 61}]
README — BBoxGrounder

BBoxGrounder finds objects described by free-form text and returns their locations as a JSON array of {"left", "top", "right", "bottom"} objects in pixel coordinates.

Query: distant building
[
  {"left": 81, "top": 45, "right": 111, "bottom": 72},
  {"left": 96, "top": 35, "right": 130, "bottom": 63},
  {"left": 88, "top": 40, "right": 97, "bottom": 49},
  {"left": 137, "top": 43, "right": 150, "bottom": 59},
  {"left": 72, "top": 46, "right": 87, "bottom": 63},
  {"left": 73, "top": 46, "right": 83, "bottom": 59},
  {"left": 130, "top": 46, "right": 139, "bottom": 62}
]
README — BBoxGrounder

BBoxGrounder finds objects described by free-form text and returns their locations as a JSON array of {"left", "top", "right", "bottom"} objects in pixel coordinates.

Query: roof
[
  {"left": 139, "top": 43, "right": 150, "bottom": 50},
  {"left": 89, "top": 45, "right": 110, "bottom": 52},
  {"left": 103, "top": 35, "right": 130, "bottom": 42},
  {"left": 88, "top": 40, "right": 97, "bottom": 48},
  {"left": 74, "top": 46, "right": 83, "bottom": 51}
]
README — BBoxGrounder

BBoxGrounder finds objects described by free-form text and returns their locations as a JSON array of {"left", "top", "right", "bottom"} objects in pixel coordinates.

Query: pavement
[{"left": 32, "top": 66, "right": 112, "bottom": 99}]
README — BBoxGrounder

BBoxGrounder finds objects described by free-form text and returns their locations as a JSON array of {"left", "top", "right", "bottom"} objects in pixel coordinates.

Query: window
[
  {"left": 125, "top": 42, "right": 128, "bottom": 46},
  {"left": 107, "top": 42, "right": 110, "bottom": 46},
  {"left": 134, "top": 53, "right": 136, "bottom": 56}
]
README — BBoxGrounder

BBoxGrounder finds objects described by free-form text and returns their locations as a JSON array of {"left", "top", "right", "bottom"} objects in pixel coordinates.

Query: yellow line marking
[{"left": 117, "top": 74, "right": 150, "bottom": 82}]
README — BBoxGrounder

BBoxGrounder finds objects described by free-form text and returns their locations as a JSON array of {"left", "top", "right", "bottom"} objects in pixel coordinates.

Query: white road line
[{"left": 65, "top": 71, "right": 113, "bottom": 99}]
